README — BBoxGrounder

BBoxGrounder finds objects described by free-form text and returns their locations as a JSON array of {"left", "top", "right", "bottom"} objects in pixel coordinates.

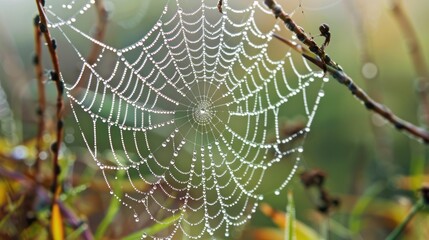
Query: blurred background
[{"left": 1, "top": 0, "right": 429, "bottom": 239}]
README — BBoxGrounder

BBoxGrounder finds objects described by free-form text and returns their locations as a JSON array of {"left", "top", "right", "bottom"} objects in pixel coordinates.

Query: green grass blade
[
  {"left": 122, "top": 214, "right": 182, "bottom": 240},
  {"left": 285, "top": 191, "right": 295, "bottom": 240},
  {"left": 94, "top": 170, "right": 125, "bottom": 240}
]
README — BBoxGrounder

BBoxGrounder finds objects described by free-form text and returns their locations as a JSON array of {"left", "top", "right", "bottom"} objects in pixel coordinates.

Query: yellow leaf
[{"left": 51, "top": 202, "right": 65, "bottom": 240}]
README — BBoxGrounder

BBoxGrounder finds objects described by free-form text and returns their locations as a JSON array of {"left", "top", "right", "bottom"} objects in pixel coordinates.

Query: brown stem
[
  {"left": 345, "top": 0, "right": 394, "bottom": 174},
  {"left": 86, "top": 0, "right": 108, "bottom": 67},
  {"left": 391, "top": 0, "right": 429, "bottom": 127},
  {"left": 33, "top": 15, "right": 46, "bottom": 181},
  {"left": 73, "top": 0, "right": 108, "bottom": 95},
  {"left": 272, "top": 33, "right": 429, "bottom": 144},
  {"left": 34, "top": 0, "right": 65, "bottom": 237}
]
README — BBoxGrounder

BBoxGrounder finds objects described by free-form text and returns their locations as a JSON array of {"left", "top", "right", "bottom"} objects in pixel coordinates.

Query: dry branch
[
  {"left": 34, "top": 0, "right": 65, "bottom": 238},
  {"left": 391, "top": 0, "right": 429, "bottom": 127},
  {"left": 73, "top": 0, "right": 108, "bottom": 94},
  {"left": 264, "top": 0, "right": 429, "bottom": 144},
  {"left": 33, "top": 15, "right": 46, "bottom": 180}
]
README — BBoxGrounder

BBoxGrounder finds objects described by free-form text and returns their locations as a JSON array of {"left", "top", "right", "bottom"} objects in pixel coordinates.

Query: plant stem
[
  {"left": 33, "top": 14, "right": 46, "bottom": 182},
  {"left": 386, "top": 199, "right": 425, "bottom": 240},
  {"left": 34, "top": 0, "right": 65, "bottom": 238}
]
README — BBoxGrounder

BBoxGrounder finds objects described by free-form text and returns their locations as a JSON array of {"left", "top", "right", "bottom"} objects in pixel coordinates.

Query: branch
[
  {"left": 264, "top": 0, "right": 429, "bottom": 144},
  {"left": 34, "top": 0, "right": 65, "bottom": 237},
  {"left": 73, "top": 0, "right": 108, "bottom": 94},
  {"left": 32, "top": 15, "right": 46, "bottom": 181},
  {"left": 391, "top": 0, "right": 429, "bottom": 127}
]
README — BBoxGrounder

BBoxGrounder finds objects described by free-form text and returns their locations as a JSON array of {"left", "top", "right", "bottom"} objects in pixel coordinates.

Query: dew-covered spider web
[{"left": 45, "top": 0, "right": 329, "bottom": 238}]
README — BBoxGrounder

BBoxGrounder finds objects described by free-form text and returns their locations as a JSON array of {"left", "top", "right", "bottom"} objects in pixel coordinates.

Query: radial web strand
[{"left": 45, "top": 0, "right": 328, "bottom": 238}]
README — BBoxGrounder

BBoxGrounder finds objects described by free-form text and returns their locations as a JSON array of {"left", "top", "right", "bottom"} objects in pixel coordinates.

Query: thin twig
[
  {"left": 391, "top": 0, "right": 429, "bottom": 127},
  {"left": 386, "top": 199, "right": 424, "bottom": 240},
  {"left": 346, "top": 0, "right": 394, "bottom": 174},
  {"left": 34, "top": 0, "right": 65, "bottom": 237},
  {"left": 264, "top": 0, "right": 429, "bottom": 144},
  {"left": 73, "top": 0, "right": 108, "bottom": 94},
  {"left": 33, "top": 14, "right": 46, "bottom": 181}
]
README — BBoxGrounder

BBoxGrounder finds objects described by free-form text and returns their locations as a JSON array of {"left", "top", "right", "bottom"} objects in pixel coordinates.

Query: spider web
[{"left": 45, "top": 0, "right": 328, "bottom": 238}]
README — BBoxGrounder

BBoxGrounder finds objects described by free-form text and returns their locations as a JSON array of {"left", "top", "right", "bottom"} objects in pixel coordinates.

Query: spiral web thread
[{"left": 46, "top": 0, "right": 328, "bottom": 238}]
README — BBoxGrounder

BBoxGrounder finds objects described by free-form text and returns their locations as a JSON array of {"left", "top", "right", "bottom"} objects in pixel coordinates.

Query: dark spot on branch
[
  {"left": 217, "top": 0, "right": 223, "bottom": 14},
  {"left": 297, "top": 33, "right": 306, "bottom": 43},
  {"left": 50, "top": 71, "right": 59, "bottom": 81},
  {"left": 273, "top": 4, "right": 282, "bottom": 18},
  {"left": 57, "top": 120, "right": 64, "bottom": 130},
  {"left": 348, "top": 83, "right": 357, "bottom": 95},
  {"left": 41, "top": 0, "right": 45, "bottom": 7},
  {"left": 394, "top": 122, "right": 405, "bottom": 130},
  {"left": 54, "top": 165, "right": 61, "bottom": 175},
  {"left": 365, "top": 101, "right": 375, "bottom": 110},
  {"left": 52, "top": 39, "right": 57, "bottom": 50},
  {"left": 36, "top": 107, "right": 43, "bottom": 116},
  {"left": 39, "top": 23, "right": 47, "bottom": 33},
  {"left": 58, "top": 81, "right": 64, "bottom": 95},
  {"left": 34, "top": 15, "right": 40, "bottom": 26},
  {"left": 420, "top": 185, "right": 429, "bottom": 204},
  {"left": 309, "top": 45, "right": 319, "bottom": 54},
  {"left": 51, "top": 142, "right": 58, "bottom": 152},
  {"left": 284, "top": 20, "right": 295, "bottom": 31},
  {"left": 32, "top": 54, "right": 39, "bottom": 65},
  {"left": 324, "top": 54, "right": 331, "bottom": 64}
]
